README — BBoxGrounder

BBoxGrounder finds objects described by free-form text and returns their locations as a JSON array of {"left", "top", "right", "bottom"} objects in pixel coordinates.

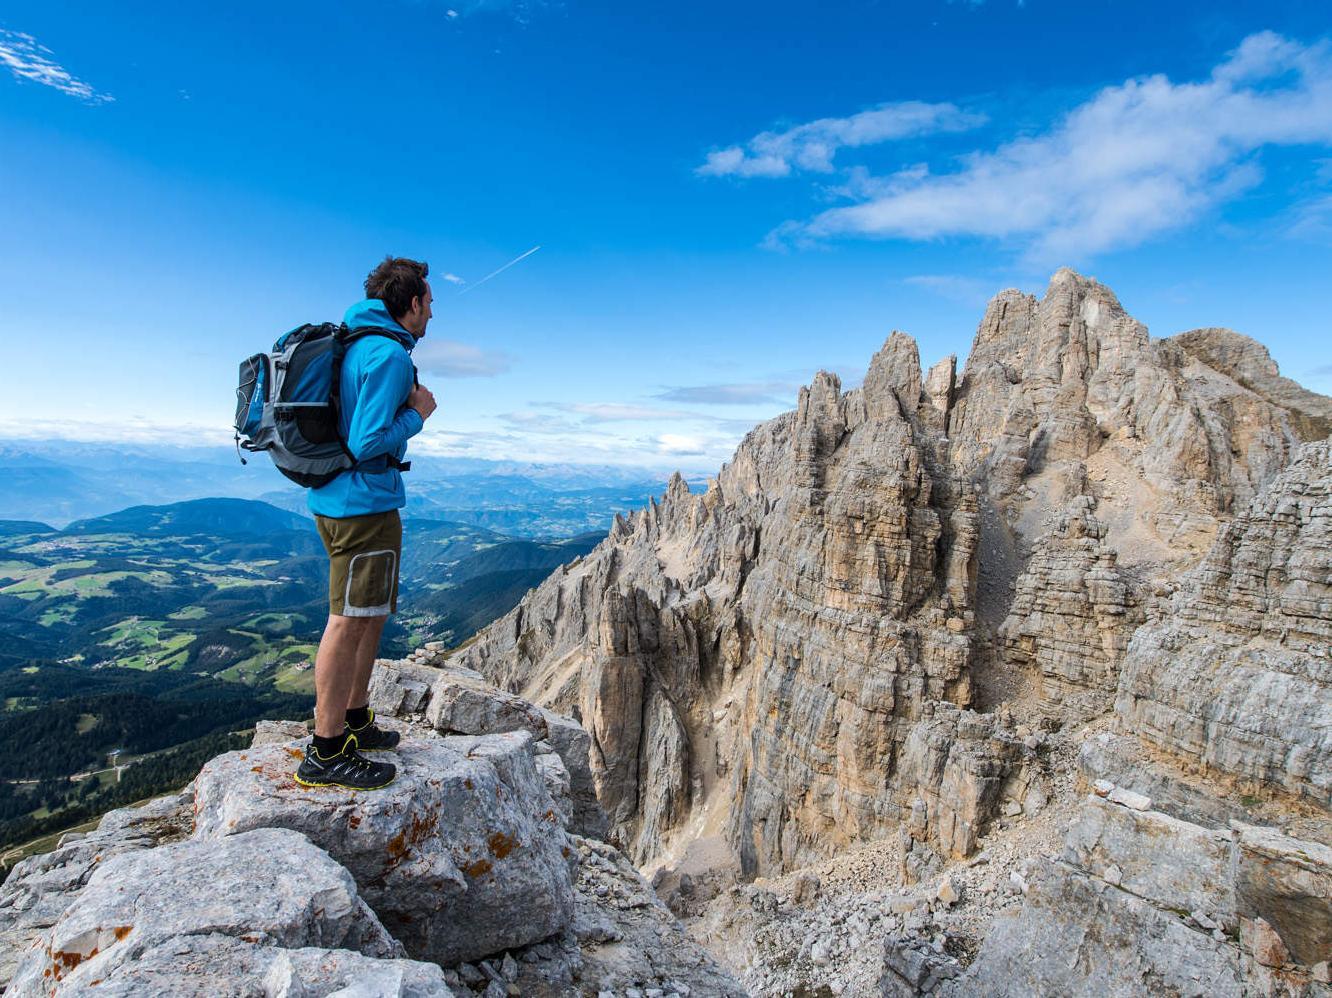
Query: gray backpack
[{"left": 234, "top": 323, "right": 411, "bottom": 488}]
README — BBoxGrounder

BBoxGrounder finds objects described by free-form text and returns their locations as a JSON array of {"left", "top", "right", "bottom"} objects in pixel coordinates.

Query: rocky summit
[{"left": 1, "top": 268, "right": 1328, "bottom": 996}]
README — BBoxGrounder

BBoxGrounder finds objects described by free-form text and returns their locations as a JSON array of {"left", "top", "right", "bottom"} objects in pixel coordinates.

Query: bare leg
[
  {"left": 346, "top": 614, "right": 388, "bottom": 712},
  {"left": 313, "top": 614, "right": 378, "bottom": 738}
]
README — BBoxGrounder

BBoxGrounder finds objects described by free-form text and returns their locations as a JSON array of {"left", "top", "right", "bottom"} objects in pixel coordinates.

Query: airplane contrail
[{"left": 456, "top": 245, "right": 541, "bottom": 296}]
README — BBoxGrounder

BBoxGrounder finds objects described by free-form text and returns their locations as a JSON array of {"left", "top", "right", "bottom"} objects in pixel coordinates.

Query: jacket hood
[{"left": 343, "top": 299, "right": 417, "bottom": 352}]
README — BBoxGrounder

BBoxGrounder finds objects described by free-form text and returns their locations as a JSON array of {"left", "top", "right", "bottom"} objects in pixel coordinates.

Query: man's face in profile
[{"left": 403, "top": 281, "right": 433, "bottom": 338}]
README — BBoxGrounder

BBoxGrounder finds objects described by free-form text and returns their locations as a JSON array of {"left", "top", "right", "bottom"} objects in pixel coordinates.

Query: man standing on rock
[{"left": 295, "top": 257, "right": 438, "bottom": 791}]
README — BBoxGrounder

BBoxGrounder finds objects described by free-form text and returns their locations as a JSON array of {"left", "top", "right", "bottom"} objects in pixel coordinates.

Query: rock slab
[
  {"left": 192, "top": 729, "right": 577, "bottom": 966},
  {"left": 8, "top": 827, "right": 402, "bottom": 995}
]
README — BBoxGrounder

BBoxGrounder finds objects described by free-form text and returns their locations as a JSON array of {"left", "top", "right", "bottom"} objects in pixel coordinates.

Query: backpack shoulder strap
[{"left": 330, "top": 325, "right": 414, "bottom": 475}]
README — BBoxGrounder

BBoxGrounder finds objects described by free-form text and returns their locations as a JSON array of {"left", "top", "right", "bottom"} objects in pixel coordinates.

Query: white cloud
[
  {"left": 653, "top": 381, "right": 797, "bottom": 405},
  {"left": 413, "top": 339, "right": 512, "bottom": 377},
  {"left": 904, "top": 274, "right": 1004, "bottom": 306},
  {"left": 1287, "top": 193, "right": 1332, "bottom": 240},
  {"left": 653, "top": 433, "right": 709, "bottom": 456},
  {"left": 550, "top": 402, "right": 699, "bottom": 422},
  {"left": 771, "top": 32, "right": 1332, "bottom": 262},
  {"left": 0, "top": 415, "right": 230, "bottom": 446},
  {"left": 441, "top": 272, "right": 466, "bottom": 285},
  {"left": 0, "top": 29, "right": 113, "bottom": 104},
  {"left": 698, "top": 101, "right": 985, "bottom": 178}
]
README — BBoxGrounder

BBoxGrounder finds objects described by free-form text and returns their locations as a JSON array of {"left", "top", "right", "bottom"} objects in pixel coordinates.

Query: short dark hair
[{"left": 364, "top": 256, "right": 429, "bottom": 320}]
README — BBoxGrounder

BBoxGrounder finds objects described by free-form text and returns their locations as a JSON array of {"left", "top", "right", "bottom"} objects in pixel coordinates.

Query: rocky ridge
[
  {"left": 0, "top": 673, "right": 744, "bottom": 997},
  {"left": 437, "top": 269, "right": 1332, "bottom": 995}
]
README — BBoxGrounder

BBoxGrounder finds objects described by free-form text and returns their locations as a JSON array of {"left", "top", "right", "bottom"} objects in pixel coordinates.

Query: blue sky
[{"left": 1, "top": 0, "right": 1330, "bottom": 473}]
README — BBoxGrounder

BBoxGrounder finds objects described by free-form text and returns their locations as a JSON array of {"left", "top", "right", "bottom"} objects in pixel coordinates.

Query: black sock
[
  {"left": 346, "top": 705, "right": 371, "bottom": 730},
  {"left": 312, "top": 733, "right": 345, "bottom": 758}
]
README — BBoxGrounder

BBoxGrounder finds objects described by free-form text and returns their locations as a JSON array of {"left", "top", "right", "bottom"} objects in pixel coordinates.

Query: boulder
[
  {"left": 1061, "top": 795, "right": 1235, "bottom": 926},
  {"left": 425, "top": 668, "right": 550, "bottom": 738},
  {"left": 8, "top": 827, "right": 398, "bottom": 995},
  {"left": 191, "top": 729, "right": 577, "bottom": 965},
  {"left": 252, "top": 719, "right": 309, "bottom": 746},
  {"left": 370, "top": 659, "right": 610, "bottom": 840},
  {"left": 368, "top": 659, "right": 439, "bottom": 717},
  {"left": 0, "top": 791, "right": 193, "bottom": 988},
  {"left": 53, "top": 934, "right": 452, "bottom": 996},
  {"left": 1233, "top": 822, "right": 1332, "bottom": 966},
  {"left": 950, "top": 857, "right": 1246, "bottom": 998}
]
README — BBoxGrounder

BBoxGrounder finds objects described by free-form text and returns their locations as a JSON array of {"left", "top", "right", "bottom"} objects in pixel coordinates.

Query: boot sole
[{"left": 293, "top": 772, "right": 397, "bottom": 791}]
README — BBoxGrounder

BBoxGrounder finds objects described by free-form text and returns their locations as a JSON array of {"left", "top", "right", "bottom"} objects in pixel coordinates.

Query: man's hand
[{"left": 408, "top": 384, "right": 437, "bottom": 421}]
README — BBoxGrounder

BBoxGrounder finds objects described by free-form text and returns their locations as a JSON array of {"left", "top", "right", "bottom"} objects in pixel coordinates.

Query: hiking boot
[
  {"left": 346, "top": 708, "right": 401, "bottom": 752},
  {"left": 294, "top": 733, "right": 396, "bottom": 790}
]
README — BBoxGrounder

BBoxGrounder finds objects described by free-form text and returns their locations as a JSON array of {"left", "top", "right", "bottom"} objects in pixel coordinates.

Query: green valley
[{"left": 0, "top": 495, "right": 611, "bottom": 860}]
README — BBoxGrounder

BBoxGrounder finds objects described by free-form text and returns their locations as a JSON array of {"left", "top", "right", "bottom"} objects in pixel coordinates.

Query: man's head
[{"left": 364, "top": 256, "right": 433, "bottom": 338}]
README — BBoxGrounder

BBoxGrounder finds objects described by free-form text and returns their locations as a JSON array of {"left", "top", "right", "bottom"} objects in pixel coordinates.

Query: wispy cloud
[
  {"left": 653, "top": 381, "right": 797, "bottom": 405},
  {"left": 1286, "top": 193, "right": 1332, "bottom": 241},
  {"left": 697, "top": 101, "right": 985, "bottom": 178},
  {"left": 651, "top": 433, "right": 710, "bottom": 456},
  {"left": 904, "top": 274, "right": 1003, "bottom": 306},
  {"left": 0, "top": 29, "right": 113, "bottom": 104},
  {"left": 0, "top": 416, "right": 230, "bottom": 446},
  {"left": 442, "top": 0, "right": 556, "bottom": 25},
  {"left": 440, "top": 272, "right": 466, "bottom": 286},
  {"left": 748, "top": 32, "right": 1332, "bottom": 262},
  {"left": 549, "top": 402, "right": 699, "bottom": 422},
  {"left": 413, "top": 339, "right": 512, "bottom": 377}
]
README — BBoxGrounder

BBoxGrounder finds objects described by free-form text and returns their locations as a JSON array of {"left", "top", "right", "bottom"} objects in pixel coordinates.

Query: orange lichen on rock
[
  {"left": 49, "top": 945, "right": 97, "bottom": 981},
  {"left": 487, "top": 830, "right": 519, "bottom": 859},
  {"left": 386, "top": 810, "right": 441, "bottom": 866},
  {"left": 461, "top": 857, "right": 494, "bottom": 877}
]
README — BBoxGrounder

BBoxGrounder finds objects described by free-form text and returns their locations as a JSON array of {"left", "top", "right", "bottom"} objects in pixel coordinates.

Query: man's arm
[{"left": 344, "top": 348, "right": 425, "bottom": 462}]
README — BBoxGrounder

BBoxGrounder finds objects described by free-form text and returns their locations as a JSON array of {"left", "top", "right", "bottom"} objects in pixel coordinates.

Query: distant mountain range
[
  {"left": 0, "top": 440, "right": 698, "bottom": 535},
  {"left": 64, "top": 497, "right": 311, "bottom": 537},
  {"left": 0, "top": 493, "right": 617, "bottom": 851}
]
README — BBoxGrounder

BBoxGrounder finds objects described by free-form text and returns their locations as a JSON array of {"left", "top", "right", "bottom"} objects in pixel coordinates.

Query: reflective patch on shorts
[{"left": 343, "top": 548, "right": 396, "bottom": 617}]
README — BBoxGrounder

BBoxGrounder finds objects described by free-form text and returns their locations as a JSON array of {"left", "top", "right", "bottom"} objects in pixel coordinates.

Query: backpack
[{"left": 234, "top": 323, "right": 413, "bottom": 489}]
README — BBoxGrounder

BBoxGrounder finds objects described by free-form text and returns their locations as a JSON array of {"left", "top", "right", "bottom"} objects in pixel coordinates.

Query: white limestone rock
[
  {"left": 1116, "top": 440, "right": 1332, "bottom": 806},
  {"left": 53, "top": 933, "right": 453, "bottom": 997},
  {"left": 8, "top": 827, "right": 398, "bottom": 995},
  {"left": 370, "top": 660, "right": 610, "bottom": 840},
  {"left": 191, "top": 729, "right": 576, "bottom": 966},
  {"left": 0, "top": 790, "right": 194, "bottom": 989}
]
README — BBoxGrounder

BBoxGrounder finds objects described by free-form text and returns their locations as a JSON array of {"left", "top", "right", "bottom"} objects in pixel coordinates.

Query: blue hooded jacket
[{"left": 307, "top": 299, "right": 425, "bottom": 518}]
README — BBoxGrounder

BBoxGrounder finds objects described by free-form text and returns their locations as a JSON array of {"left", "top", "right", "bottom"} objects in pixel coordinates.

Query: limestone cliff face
[
  {"left": 447, "top": 268, "right": 1329, "bottom": 882},
  {"left": 454, "top": 334, "right": 978, "bottom": 875},
  {"left": 951, "top": 270, "right": 1327, "bottom": 724},
  {"left": 996, "top": 495, "right": 1142, "bottom": 718},
  {"left": 949, "top": 270, "right": 1311, "bottom": 515},
  {"left": 1116, "top": 440, "right": 1332, "bottom": 806}
]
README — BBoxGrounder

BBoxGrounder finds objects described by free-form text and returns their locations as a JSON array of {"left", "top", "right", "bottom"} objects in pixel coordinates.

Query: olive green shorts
[{"left": 314, "top": 509, "right": 401, "bottom": 617}]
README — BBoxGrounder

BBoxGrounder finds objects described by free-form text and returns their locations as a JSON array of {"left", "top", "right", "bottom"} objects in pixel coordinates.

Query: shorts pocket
[{"left": 343, "top": 549, "right": 396, "bottom": 616}]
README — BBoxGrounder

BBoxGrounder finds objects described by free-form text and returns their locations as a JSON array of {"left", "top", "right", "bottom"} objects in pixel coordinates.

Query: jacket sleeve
[{"left": 344, "top": 347, "right": 423, "bottom": 462}]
